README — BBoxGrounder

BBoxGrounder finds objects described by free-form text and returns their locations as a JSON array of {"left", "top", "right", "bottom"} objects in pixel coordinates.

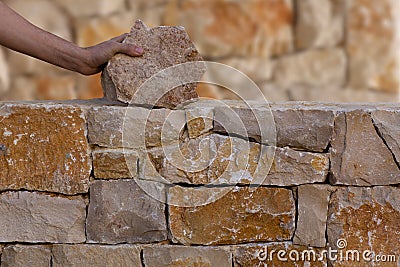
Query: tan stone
[
  {"left": 165, "top": 0, "right": 293, "bottom": 58},
  {"left": 0, "top": 104, "right": 90, "bottom": 195},
  {"left": 273, "top": 48, "right": 347, "bottom": 89},
  {"left": 86, "top": 180, "right": 167, "bottom": 244},
  {"left": 75, "top": 73, "right": 104, "bottom": 100},
  {"left": 1, "top": 245, "right": 51, "bottom": 267},
  {"left": 0, "top": 48, "right": 9, "bottom": 96},
  {"left": 53, "top": 0, "right": 125, "bottom": 17},
  {"left": 294, "top": 185, "right": 332, "bottom": 247},
  {"left": 102, "top": 20, "right": 204, "bottom": 108},
  {"left": 330, "top": 110, "right": 400, "bottom": 185},
  {"left": 295, "top": 0, "right": 344, "bottom": 49},
  {"left": 52, "top": 245, "right": 142, "bottom": 267},
  {"left": 327, "top": 187, "right": 400, "bottom": 266},
  {"left": 0, "top": 191, "right": 86, "bottom": 243},
  {"left": 143, "top": 246, "right": 232, "bottom": 267},
  {"left": 92, "top": 149, "right": 139, "bottom": 179},
  {"left": 347, "top": 0, "right": 399, "bottom": 92},
  {"left": 169, "top": 186, "right": 295, "bottom": 245},
  {"left": 186, "top": 107, "right": 213, "bottom": 139}
]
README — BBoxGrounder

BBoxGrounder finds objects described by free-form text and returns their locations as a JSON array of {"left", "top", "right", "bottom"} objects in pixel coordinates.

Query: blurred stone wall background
[{"left": 0, "top": 0, "right": 398, "bottom": 102}]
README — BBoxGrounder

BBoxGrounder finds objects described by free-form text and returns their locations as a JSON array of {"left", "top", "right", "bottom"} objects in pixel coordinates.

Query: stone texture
[
  {"left": 143, "top": 246, "right": 232, "bottom": 267},
  {"left": 169, "top": 186, "right": 295, "bottom": 245},
  {"left": 327, "top": 187, "right": 400, "bottom": 266},
  {"left": 1, "top": 245, "right": 51, "bottom": 267},
  {"left": 102, "top": 20, "right": 204, "bottom": 108},
  {"left": 0, "top": 191, "right": 86, "bottom": 243},
  {"left": 186, "top": 107, "right": 213, "bottom": 139},
  {"left": 0, "top": 104, "right": 90, "bottom": 194},
  {"left": 295, "top": 0, "right": 344, "bottom": 49},
  {"left": 330, "top": 110, "right": 400, "bottom": 185},
  {"left": 52, "top": 245, "right": 142, "bottom": 267},
  {"left": 273, "top": 48, "right": 347, "bottom": 89},
  {"left": 53, "top": 0, "right": 125, "bottom": 17},
  {"left": 0, "top": 48, "right": 9, "bottom": 96},
  {"left": 294, "top": 185, "right": 332, "bottom": 247},
  {"left": 86, "top": 179, "right": 167, "bottom": 244},
  {"left": 219, "top": 57, "right": 275, "bottom": 83},
  {"left": 165, "top": 0, "right": 294, "bottom": 58},
  {"left": 347, "top": 0, "right": 399, "bottom": 92},
  {"left": 92, "top": 149, "right": 139, "bottom": 179}
]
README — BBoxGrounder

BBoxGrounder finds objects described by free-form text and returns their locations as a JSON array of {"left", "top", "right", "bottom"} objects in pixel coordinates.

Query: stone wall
[
  {"left": 0, "top": 0, "right": 399, "bottom": 102},
  {"left": 0, "top": 99, "right": 399, "bottom": 266}
]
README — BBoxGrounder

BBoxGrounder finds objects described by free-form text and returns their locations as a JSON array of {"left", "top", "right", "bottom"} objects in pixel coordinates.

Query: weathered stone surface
[
  {"left": 52, "top": 245, "right": 142, "bottom": 267},
  {"left": 273, "top": 48, "right": 347, "bottom": 89},
  {"left": 295, "top": 0, "right": 344, "bottom": 49},
  {"left": 1, "top": 245, "right": 51, "bottom": 267},
  {"left": 0, "top": 191, "right": 86, "bottom": 243},
  {"left": 92, "top": 149, "right": 138, "bottom": 179},
  {"left": 86, "top": 179, "right": 167, "bottom": 244},
  {"left": 102, "top": 20, "right": 204, "bottom": 108},
  {"left": 347, "top": 0, "right": 399, "bottom": 92},
  {"left": 330, "top": 110, "right": 400, "bottom": 185},
  {"left": 219, "top": 57, "right": 275, "bottom": 83},
  {"left": 143, "top": 246, "right": 232, "bottom": 267},
  {"left": 0, "top": 48, "right": 9, "bottom": 96},
  {"left": 327, "top": 187, "right": 400, "bottom": 266},
  {"left": 169, "top": 186, "right": 295, "bottom": 245},
  {"left": 294, "top": 185, "right": 332, "bottom": 247},
  {"left": 165, "top": 0, "right": 293, "bottom": 58},
  {"left": 53, "top": 0, "right": 125, "bottom": 17},
  {"left": 232, "top": 243, "right": 327, "bottom": 266},
  {"left": 186, "top": 107, "right": 213, "bottom": 139},
  {"left": 0, "top": 104, "right": 90, "bottom": 194}
]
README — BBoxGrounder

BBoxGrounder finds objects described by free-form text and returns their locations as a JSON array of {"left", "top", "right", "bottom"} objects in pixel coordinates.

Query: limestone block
[
  {"left": 165, "top": 0, "right": 294, "bottom": 58},
  {"left": 92, "top": 149, "right": 139, "bottom": 179},
  {"left": 53, "top": 0, "right": 125, "bottom": 17},
  {"left": 0, "top": 104, "right": 90, "bottom": 195},
  {"left": 143, "top": 246, "right": 231, "bottom": 267},
  {"left": 0, "top": 192, "right": 86, "bottom": 243},
  {"left": 1, "top": 245, "right": 51, "bottom": 267},
  {"left": 186, "top": 107, "right": 213, "bottom": 139},
  {"left": 102, "top": 20, "right": 204, "bottom": 108},
  {"left": 330, "top": 110, "right": 400, "bottom": 185},
  {"left": 86, "top": 180, "right": 167, "bottom": 244},
  {"left": 52, "top": 245, "right": 142, "bottom": 267},
  {"left": 295, "top": 0, "right": 344, "bottom": 49},
  {"left": 169, "top": 186, "right": 295, "bottom": 245}
]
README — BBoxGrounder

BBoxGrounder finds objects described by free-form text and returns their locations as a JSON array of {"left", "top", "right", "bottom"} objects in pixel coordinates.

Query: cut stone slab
[
  {"left": 92, "top": 149, "right": 139, "bottom": 179},
  {"left": 52, "top": 245, "right": 141, "bottom": 267},
  {"left": 0, "top": 191, "right": 86, "bottom": 243},
  {"left": 102, "top": 20, "right": 205, "bottom": 108},
  {"left": 143, "top": 246, "right": 232, "bottom": 267},
  {"left": 330, "top": 110, "right": 400, "bottom": 185},
  {"left": 185, "top": 107, "right": 214, "bottom": 139},
  {"left": 169, "top": 186, "right": 295, "bottom": 245},
  {"left": 293, "top": 185, "right": 332, "bottom": 247},
  {"left": 0, "top": 104, "right": 91, "bottom": 195},
  {"left": 86, "top": 179, "right": 167, "bottom": 244},
  {"left": 1, "top": 245, "right": 51, "bottom": 267},
  {"left": 327, "top": 187, "right": 400, "bottom": 266}
]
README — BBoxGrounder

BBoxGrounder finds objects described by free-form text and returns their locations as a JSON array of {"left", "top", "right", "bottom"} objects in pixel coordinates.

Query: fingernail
[{"left": 135, "top": 47, "right": 144, "bottom": 54}]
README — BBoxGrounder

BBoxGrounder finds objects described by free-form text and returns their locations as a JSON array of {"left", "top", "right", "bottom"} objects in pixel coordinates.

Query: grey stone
[
  {"left": 86, "top": 179, "right": 167, "bottom": 244},
  {"left": 0, "top": 191, "right": 86, "bottom": 243},
  {"left": 92, "top": 149, "right": 139, "bottom": 179},
  {"left": 1, "top": 245, "right": 51, "bottom": 267}
]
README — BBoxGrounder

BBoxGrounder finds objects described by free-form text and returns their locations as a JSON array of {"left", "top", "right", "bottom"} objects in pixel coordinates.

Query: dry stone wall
[{"left": 0, "top": 99, "right": 399, "bottom": 266}]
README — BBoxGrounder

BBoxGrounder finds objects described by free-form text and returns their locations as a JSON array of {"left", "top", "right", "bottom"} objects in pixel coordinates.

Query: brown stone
[
  {"left": 102, "top": 20, "right": 204, "bottom": 108},
  {"left": 0, "top": 191, "right": 86, "bottom": 243},
  {"left": 169, "top": 186, "right": 295, "bottom": 245},
  {"left": 52, "top": 245, "right": 142, "bottom": 267},
  {"left": 0, "top": 104, "right": 90, "bottom": 195},
  {"left": 1, "top": 245, "right": 51, "bottom": 267},
  {"left": 92, "top": 149, "right": 139, "bottom": 179},
  {"left": 143, "top": 246, "right": 232, "bottom": 267},
  {"left": 186, "top": 107, "right": 213, "bottom": 139},
  {"left": 86, "top": 179, "right": 167, "bottom": 244},
  {"left": 330, "top": 110, "right": 400, "bottom": 185},
  {"left": 327, "top": 187, "right": 400, "bottom": 266}
]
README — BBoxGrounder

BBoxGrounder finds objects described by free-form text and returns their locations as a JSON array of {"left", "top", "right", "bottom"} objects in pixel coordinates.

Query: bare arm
[{"left": 0, "top": 2, "right": 143, "bottom": 75}]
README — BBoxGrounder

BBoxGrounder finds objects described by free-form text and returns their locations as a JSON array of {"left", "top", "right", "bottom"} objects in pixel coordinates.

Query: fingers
[
  {"left": 114, "top": 42, "right": 144, "bottom": 57},
  {"left": 109, "top": 33, "right": 129, "bottom": 43}
]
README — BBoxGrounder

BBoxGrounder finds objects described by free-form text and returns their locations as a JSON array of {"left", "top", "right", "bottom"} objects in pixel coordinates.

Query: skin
[{"left": 0, "top": 2, "right": 143, "bottom": 75}]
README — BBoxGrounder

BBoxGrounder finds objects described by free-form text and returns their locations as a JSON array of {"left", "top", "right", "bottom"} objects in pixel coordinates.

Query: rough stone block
[
  {"left": 52, "top": 245, "right": 142, "bottom": 267},
  {"left": 169, "top": 186, "right": 295, "bottom": 245},
  {"left": 102, "top": 20, "right": 204, "bottom": 108},
  {"left": 92, "top": 149, "right": 139, "bottom": 179},
  {"left": 330, "top": 110, "right": 400, "bottom": 185},
  {"left": 0, "top": 104, "right": 90, "bottom": 195},
  {"left": 185, "top": 107, "right": 213, "bottom": 139},
  {"left": 143, "top": 246, "right": 232, "bottom": 267},
  {"left": 1, "top": 245, "right": 51, "bottom": 267},
  {"left": 86, "top": 179, "right": 167, "bottom": 244},
  {"left": 0, "top": 191, "right": 86, "bottom": 243}
]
